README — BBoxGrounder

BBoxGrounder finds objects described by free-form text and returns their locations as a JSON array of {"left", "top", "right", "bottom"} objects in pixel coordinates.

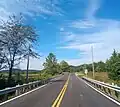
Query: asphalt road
[
  {"left": 61, "top": 73, "right": 120, "bottom": 107},
  {"left": 1, "top": 73, "right": 120, "bottom": 107}
]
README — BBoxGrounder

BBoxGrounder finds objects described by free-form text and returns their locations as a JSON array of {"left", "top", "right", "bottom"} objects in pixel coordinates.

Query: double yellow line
[{"left": 52, "top": 75, "right": 70, "bottom": 107}]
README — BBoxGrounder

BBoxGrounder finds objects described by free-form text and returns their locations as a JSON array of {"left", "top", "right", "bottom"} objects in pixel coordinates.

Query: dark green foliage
[
  {"left": 0, "top": 74, "right": 7, "bottom": 89},
  {"left": 60, "top": 60, "right": 69, "bottom": 72},
  {"left": 7, "top": 77, "right": 16, "bottom": 87},
  {"left": 96, "top": 61, "right": 106, "bottom": 72},
  {"left": 70, "top": 62, "right": 106, "bottom": 73},
  {"left": 15, "top": 72, "right": 25, "bottom": 85},
  {"left": 106, "top": 50, "right": 120, "bottom": 81},
  {"left": 69, "top": 65, "right": 83, "bottom": 72}
]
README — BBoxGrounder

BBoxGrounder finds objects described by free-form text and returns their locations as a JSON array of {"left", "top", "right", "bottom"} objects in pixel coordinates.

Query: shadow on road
[{"left": 50, "top": 79, "right": 65, "bottom": 83}]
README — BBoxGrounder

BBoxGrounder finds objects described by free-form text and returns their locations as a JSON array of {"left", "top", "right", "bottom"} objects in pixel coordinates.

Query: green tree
[
  {"left": 96, "top": 61, "right": 106, "bottom": 72},
  {"left": 60, "top": 60, "right": 69, "bottom": 72},
  {"left": 106, "top": 50, "right": 120, "bottom": 81},
  {"left": 43, "top": 53, "right": 58, "bottom": 75}
]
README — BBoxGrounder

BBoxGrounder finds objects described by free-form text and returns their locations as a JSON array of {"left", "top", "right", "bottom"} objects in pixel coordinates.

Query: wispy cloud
[
  {"left": 61, "top": 19, "right": 120, "bottom": 65},
  {"left": 0, "top": 0, "right": 63, "bottom": 21},
  {"left": 69, "top": 18, "right": 120, "bottom": 31},
  {"left": 85, "top": 0, "right": 100, "bottom": 19},
  {"left": 68, "top": 0, "right": 101, "bottom": 29},
  {"left": 70, "top": 19, "right": 95, "bottom": 29}
]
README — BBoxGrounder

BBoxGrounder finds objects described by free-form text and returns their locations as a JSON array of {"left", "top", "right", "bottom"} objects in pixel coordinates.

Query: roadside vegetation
[
  {"left": 0, "top": 51, "right": 70, "bottom": 89},
  {"left": 76, "top": 50, "right": 120, "bottom": 85}
]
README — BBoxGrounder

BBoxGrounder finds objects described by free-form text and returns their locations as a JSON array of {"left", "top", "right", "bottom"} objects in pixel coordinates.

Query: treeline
[
  {"left": 71, "top": 50, "right": 120, "bottom": 81},
  {"left": 41, "top": 50, "right": 120, "bottom": 82},
  {"left": 70, "top": 61, "right": 106, "bottom": 73}
]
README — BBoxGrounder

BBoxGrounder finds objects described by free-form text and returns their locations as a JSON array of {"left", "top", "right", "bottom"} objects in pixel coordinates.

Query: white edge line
[
  {"left": 0, "top": 74, "right": 64, "bottom": 106},
  {"left": 76, "top": 75, "right": 120, "bottom": 106},
  {"left": 0, "top": 84, "right": 47, "bottom": 106}
]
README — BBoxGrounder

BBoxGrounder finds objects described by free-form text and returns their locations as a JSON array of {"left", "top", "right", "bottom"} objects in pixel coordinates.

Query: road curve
[{"left": 1, "top": 73, "right": 120, "bottom": 107}]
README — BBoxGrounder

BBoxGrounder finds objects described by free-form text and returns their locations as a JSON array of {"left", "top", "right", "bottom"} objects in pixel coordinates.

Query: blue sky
[{"left": 1, "top": 0, "right": 120, "bottom": 69}]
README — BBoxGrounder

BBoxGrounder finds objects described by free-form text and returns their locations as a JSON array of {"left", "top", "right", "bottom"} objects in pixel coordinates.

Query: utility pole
[
  {"left": 26, "top": 45, "right": 30, "bottom": 83},
  {"left": 91, "top": 45, "right": 95, "bottom": 79}
]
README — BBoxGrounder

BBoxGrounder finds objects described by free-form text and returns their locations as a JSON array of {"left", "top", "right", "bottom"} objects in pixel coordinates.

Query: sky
[{"left": 0, "top": 0, "right": 120, "bottom": 70}]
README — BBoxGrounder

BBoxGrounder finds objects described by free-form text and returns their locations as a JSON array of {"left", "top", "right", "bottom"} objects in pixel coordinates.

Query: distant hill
[
  {"left": 21, "top": 69, "right": 40, "bottom": 72},
  {"left": 69, "top": 65, "right": 84, "bottom": 72},
  {"left": 0, "top": 69, "right": 40, "bottom": 72}
]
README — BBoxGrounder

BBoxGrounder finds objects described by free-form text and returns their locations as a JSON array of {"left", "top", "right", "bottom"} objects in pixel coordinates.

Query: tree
[
  {"left": 106, "top": 50, "right": 120, "bottom": 81},
  {"left": 43, "top": 53, "right": 58, "bottom": 75},
  {"left": 96, "top": 61, "right": 106, "bottom": 72},
  {"left": 0, "top": 49, "right": 6, "bottom": 70},
  {"left": 0, "top": 15, "right": 38, "bottom": 86},
  {"left": 56, "top": 63, "right": 62, "bottom": 74},
  {"left": 60, "top": 60, "right": 69, "bottom": 72},
  {"left": 0, "top": 41, "right": 7, "bottom": 70}
]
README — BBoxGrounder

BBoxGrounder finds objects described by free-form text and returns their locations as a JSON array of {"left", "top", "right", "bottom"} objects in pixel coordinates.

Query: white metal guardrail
[
  {"left": 0, "top": 74, "right": 63, "bottom": 103},
  {"left": 0, "top": 79, "right": 50, "bottom": 103},
  {"left": 82, "top": 77, "right": 120, "bottom": 101}
]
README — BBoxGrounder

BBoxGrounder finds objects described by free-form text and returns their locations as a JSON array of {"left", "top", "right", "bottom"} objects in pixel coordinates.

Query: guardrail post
[
  {"left": 33, "top": 84, "right": 35, "bottom": 88},
  {"left": 108, "top": 88, "right": 111, "bottom": 95},
  {"left": 3, "top": 93, "right": 8, "bottom": 101},
  {"left": 15, "top": 85, "right": 20, "bottom": 96},
  {"left": 30, "top": 84, "right": 32, "bottom": 90},
  {"left": 37, "top": 83, "right": 39, "bottom": 87},
  {"left": 21, "top": 87, "right": 24, "bottom": 94},
  {"left": 103, "top": 87, "right": 107, "bottom": 94},
  {"left": 99, "top": 85, "right": 102, "bottom": 90},
  {"left": 115, "top": 91, "right": 119, "bottom": 98},
  {"left": 3, "top": 87, "right": 11, "bottom": 101}
]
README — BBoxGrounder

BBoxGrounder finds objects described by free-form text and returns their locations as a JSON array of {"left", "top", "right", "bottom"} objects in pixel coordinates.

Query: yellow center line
[
  {"left": 52, "top": 86, "right": 65, "bottom": 107},
  {"left": 56, "top": 84, "right": 68, "bottom": 107},
  {"left": 52, "top": 75, "right": 70, "bottom": 107}
]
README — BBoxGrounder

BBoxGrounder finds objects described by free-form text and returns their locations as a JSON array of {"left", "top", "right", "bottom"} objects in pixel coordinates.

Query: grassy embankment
[{"left": 77, "top": 72, "right": 120, "bottom": 85}]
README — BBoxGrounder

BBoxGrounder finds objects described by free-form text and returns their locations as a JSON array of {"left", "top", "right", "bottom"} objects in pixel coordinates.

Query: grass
[
  {"left": 77, "top": 72, "right": 116, "bottom": 84},
  {"left": 0, "top": 70, "right": 60, "bottom": 81},
  {"left": 22, "top": 73, "right": 40, "bottom": 79},
  {"left": 86, "top": 72, "right": 120, "bottom": 86},
  {"left": 76, "top": 72, "right": 85, "bottom": 77},
  {"left": 87, "top": 72, "right": 110, "bottom": 82}
]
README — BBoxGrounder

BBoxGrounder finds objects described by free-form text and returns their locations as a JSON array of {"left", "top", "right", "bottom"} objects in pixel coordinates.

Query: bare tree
[
  {"left": 0, "top": 43, "right": 7, "bottom": 70},
  {"left": 0, "top": 15, "right": 38, "bottom": 85}
]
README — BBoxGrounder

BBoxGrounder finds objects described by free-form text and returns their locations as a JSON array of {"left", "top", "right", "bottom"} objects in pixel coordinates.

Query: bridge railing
[
  {"left": 82, "top": 77, "right": 120, "bottom": 101},
  {"left": 0, "top": 79, "right": 49, "bottom": 103}
]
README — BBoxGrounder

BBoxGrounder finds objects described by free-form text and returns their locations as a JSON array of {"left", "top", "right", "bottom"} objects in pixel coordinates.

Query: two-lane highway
[{"left": 1, "top": 73, "right": 120, "bottom": 107}]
